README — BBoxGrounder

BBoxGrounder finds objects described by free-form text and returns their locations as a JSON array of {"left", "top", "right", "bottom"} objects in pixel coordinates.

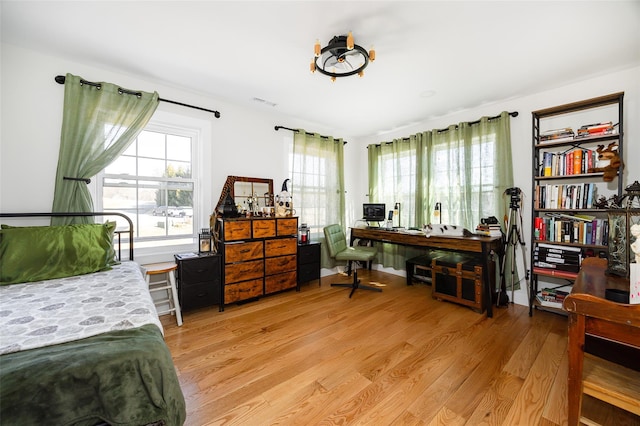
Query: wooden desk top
[
  {"left": 563, "top": 257, "right": 640, "bottom": 332},
  {"left": 350, "top": 227, "right": 502, "bottom": 253}
]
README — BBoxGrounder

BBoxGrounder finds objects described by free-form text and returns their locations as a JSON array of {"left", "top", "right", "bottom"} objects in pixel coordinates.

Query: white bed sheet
[{"left": 0, "top": 261, "right": 163, "bottom": 355}]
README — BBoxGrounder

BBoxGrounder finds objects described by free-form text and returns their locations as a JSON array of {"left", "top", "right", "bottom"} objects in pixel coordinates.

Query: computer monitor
[{"left": 363, "top": 203, "right": 386, "bottom": 222}]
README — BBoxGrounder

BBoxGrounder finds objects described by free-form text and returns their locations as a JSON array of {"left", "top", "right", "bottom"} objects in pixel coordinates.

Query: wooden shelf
[{"left": 582, "top": 353, "right": 640, "bottom": 418}]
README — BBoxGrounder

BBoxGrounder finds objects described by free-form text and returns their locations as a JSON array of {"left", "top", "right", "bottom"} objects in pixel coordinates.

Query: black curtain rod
[
  {"left": 54, "top": 75, "right": 221, "bottom": 118},
  {"left": 274, "top": 125, "right": 348, "bottom": 144},
  {"left": 370, "top": 111, "right": 519, "bottom": 146}
]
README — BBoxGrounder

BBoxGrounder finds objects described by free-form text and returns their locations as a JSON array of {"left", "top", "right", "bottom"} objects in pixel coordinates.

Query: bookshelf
[{"left": 529, "top": 92, "right": 624, "bottom": 315}]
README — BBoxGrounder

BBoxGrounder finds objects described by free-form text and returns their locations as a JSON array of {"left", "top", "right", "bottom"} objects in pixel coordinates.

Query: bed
[{"left": 0, "top": 212, "right": 186, "bottom": 426}]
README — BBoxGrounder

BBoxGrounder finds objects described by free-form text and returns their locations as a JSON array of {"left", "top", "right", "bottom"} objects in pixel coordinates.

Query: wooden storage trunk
[
  {"left": 431, "top": 253, "right": 484, "bottom": 313},
  {"left": 405, "top": 250, "right": 447, "bottom": 285}
]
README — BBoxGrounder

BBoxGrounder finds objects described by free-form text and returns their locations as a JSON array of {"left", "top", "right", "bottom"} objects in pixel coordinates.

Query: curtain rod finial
[{"left": 55, "top": 75, "right": 66, "bottom": 84}]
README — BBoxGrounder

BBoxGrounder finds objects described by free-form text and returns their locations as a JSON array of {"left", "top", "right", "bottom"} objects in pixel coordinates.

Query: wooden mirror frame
[{"left": 215, "top": 176, "right": 274, "bottom": 216}]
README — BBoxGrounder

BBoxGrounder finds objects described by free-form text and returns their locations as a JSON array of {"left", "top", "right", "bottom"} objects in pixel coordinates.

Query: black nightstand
[
  {"left": 174, "top": 253, "right": 222, "bottom": 312},
  {"left": 297, "top": 242, "right": 321, "bottom": 290}
]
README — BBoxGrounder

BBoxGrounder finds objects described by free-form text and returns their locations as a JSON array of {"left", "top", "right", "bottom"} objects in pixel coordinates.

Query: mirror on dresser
[{"left": 215, "top": 176, "right": 274, "bottom": 217}]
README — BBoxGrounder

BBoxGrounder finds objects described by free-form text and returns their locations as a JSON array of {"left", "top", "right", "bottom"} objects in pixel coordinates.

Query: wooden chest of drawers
[{"left": 218, "top": 217, "right": 298, "bottom": 309}]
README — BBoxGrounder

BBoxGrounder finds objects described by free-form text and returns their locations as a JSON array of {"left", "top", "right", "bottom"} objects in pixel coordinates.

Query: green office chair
[{"left": 323, "top": 224, "right": 381, "bottom": 298}]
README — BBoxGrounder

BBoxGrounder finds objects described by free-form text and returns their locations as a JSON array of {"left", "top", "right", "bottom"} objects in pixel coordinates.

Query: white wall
[
  {"left": 2, "top": 43, "right": 638, "bottom": 306},
  {"left": 0, "top": 44, "right": 340, "bottom": 263}
]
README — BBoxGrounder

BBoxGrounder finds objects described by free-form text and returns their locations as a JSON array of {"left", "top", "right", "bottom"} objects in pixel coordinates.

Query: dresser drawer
[
  {"left": 265, "top": 254, "right": 296, "bottom": 275},
  {"left": 179, "top": 281, "right": 220, "bottom": 311},
  {"left": 265, "top": 271, "right": 297, "bottom": 294},
  {"left": 179, "top": 256, "right": 221, "bottom": 284},
  {"left": 223, "top": 220, "right": 251, "bottom": 241},
  {"left": 265, "top": 237, "right": 297, "bottom": 257},
  {"left": 298, "top": 243, "right": 321, "bottom": 264},
  {"left": 298, "top": 265, "right": 320, "bottom": 283},
  {"left": 225, "top": 241, "right": 264, "bottom": 263},
  {"left": 253, "top": 219, "right": 276, "bottom": 238},
  {"left": 225, "top": 259, "right": 264, "bottom": 284},
  {"left": 277, "top": 218, "right": 298, "bottom": 236},
  {"left": 224, "top": 278, "right": 263, "bottom": 303}
]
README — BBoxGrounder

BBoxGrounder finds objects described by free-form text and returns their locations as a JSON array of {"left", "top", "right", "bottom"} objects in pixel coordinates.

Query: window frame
[{"left": 94, "top": 110, "right": 210, "bottom": 258}]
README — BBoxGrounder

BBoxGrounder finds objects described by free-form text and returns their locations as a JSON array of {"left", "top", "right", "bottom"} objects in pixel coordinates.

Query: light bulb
[
  {"left": 347, "top": 31, "right": 354, "bottom": 50},
  {"left": 369, "top": 48, "right": 376, "bottom": 62},
  {"left": 310, "top": 60, "right": 316, "bottom": 73},
  {"left": 314, "top": 39, "right": 321, "bottom": 57}
]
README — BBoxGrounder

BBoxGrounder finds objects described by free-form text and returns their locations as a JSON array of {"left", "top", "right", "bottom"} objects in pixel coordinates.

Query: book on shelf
[
  {"left": 575, "top": 121, "right": 616, "bottom": 139},
  {"left": 534, "top": 183, "right": 597, "bottom": 209},
  {"left": 533, "top": 266, "right": 578, "bottom": 279},
  {"left": 537, "top": 242, "right": 582, "bottom": 252},
  {"left": 533, "top": 261, "right": 581, "bottom": 273},
  {"left": 539, "top": 128, "right": 575, "bottom": 144},
  {"left": 538, "top": 149, "right": 597, "bottom": 177},
  {"left": 540, "top": 285, "right": 572, "bottom": 302},
  {"left": 535, "top": 293, "right": 564, "bottom": 309}
]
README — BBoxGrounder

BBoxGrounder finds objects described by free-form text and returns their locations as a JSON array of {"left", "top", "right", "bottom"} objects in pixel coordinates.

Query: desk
[
  {"left": 350, "top": 227, "right": 502, "bottom": 317},
  {"left": 563, "top": 257, "right": 640, "bottom": 425}
]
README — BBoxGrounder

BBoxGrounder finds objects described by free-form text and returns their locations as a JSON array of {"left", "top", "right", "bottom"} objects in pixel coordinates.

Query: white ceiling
[{"left": 2, "top": 1, "right": 640, "bottom": 139}]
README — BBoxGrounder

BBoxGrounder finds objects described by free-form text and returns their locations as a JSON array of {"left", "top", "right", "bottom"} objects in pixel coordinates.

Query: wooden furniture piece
[
  {"left": 406, "top": 250, "right": 447, "bottom": 285},
  {"left": 217, "top": 217, "right": 298, "bottom": 310},
  {"left": 563, "top": 257, "right": 640, "bottom": 425},
  {"left": 324, "top": 224, "right": 380, "bottom": 298},
  {"left": 350, "top": 227, "right": 502, "bottom": 317},
  {"left": 143, "top": 262, "right": 183, "bottom": 326},
  {"left": 174, "top": 253, "right": 222, "bottom": 312},
  {"left": 297, "top": 241, "right": 321, "bottom": 289},
  {"left": 530, "top": 92, "right": 624, "bottom": 316},
  {"left": 431, "top": 253, "right": 485, "bottom": 313}
]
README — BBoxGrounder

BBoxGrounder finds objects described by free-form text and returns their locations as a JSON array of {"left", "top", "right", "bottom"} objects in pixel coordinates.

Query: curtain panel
[
  {"left": 368, "top": 112, "right": 514, "bottom": 276},
  {"left": 292, "top": 130, "right": 345, "bottom": 268},
  {"left": 51, "top": 73, "right": 159, "bottom": 225}
]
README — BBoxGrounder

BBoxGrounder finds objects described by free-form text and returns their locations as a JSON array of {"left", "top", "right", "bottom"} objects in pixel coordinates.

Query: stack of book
[
  {"left": 533, "top": 242, "right": 582, "bottom": 277},
  {"left": 475, "top": 223, "right": 502, "bottom": 237},
  {"left": 536, "top": 285, "right": 572, "bottom": 308},
  {"left": 539, "top": 128, "right": 575, "bottom": 144},
  {"left": 576, "top": 122, "right": 616, "bottom": 139}
]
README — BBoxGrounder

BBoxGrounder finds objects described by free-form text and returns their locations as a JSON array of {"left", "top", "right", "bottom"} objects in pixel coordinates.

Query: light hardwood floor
[{"left": 160, "top": 269, "right": 640, "bottom": 426}]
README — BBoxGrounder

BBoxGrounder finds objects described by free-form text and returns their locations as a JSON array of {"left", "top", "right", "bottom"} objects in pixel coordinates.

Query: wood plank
[{"left": 159, "top": 269, "right": 640, "bottom": 425}]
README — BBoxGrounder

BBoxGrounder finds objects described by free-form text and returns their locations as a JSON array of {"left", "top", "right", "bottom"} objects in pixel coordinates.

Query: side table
[
  {"left": 174, "top": 253, "right": 222, "bottom": 312},
  {"left": 297, "top": 242, "right": 321, "bottom": 290}
]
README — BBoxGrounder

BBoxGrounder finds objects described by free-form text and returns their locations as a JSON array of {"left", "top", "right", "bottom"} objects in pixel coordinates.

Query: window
[
  {"left": 375, "top": 145, "right": 417, "bottom": 228},
  {"left": 289, "top": 132, "right": 345, "bottom": 242},
  {"left": 430, "top": 135, "right": 497, "bottom": 226},
  {"left": 98, "top": 123, "right": 198, "bottom": 249}
]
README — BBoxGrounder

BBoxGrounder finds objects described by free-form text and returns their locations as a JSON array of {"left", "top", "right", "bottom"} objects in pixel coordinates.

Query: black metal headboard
[{"left": 0, "top": 212, "right": 134, "bottom": 261}]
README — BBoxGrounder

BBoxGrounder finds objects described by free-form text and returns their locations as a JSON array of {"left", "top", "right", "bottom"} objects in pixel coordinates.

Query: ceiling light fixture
[{"left": 310, "top": 31, "right": 375, "bottom": 81}]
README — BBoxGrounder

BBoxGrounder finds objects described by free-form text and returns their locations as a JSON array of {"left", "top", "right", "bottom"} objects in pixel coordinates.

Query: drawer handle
[{"left": 240, "top": 249, "right": 251, "bottom": 253}]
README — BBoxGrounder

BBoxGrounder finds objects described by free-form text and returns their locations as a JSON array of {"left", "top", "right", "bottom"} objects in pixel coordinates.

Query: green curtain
[
  {"left": 368, "top": 112, "right": 515, "bottom": 286},
  {"left": 367, "top": 136, "right": 430, "bottom": 269},
  {"left": 51, "top": 73, "right": 159, "bottom": 225},
  {"left": 292, "top": 130, "right": 345, "bottom": 268},
  {"left": 429, "top": 112, "right": 513, "bottom": 230}
]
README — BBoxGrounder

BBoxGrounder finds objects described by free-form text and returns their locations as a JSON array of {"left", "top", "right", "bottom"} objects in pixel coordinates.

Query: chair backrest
[{"left": 323, "top": 224, "right": 348, "bottom": 258}]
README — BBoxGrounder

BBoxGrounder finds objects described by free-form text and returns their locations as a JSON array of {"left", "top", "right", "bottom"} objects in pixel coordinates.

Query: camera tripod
[{"left": 497, "top": 188, "right": 530, "bottom": 307}]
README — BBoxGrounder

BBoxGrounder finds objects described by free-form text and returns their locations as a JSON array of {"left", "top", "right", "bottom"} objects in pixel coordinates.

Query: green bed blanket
[{"left": 0, "top": 324, "right": 186, "bottom": 426}]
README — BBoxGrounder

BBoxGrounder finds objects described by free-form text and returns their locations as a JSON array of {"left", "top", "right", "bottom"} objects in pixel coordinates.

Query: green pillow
[{"left": 0, "top": 222, "right": 117, "bottom": 285}]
